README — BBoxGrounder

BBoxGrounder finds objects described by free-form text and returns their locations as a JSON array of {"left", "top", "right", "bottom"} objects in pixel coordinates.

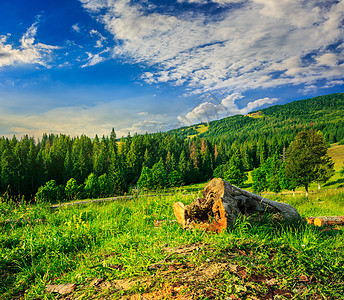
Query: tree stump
[{"left": 173, "top": 178, "right": 301, "bottom": 233}]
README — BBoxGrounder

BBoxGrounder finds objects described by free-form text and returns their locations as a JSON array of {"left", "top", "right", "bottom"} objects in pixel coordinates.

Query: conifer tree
[
  {"left": 178, "top": 150, "right": 187, "bottom": 182},
  {"left": 143, "top": 148, "right": 152, "bottom": 168},
  {"left": 151, "top": 158, "right": 168, "bottom": 188},
  {"left": 84, "top": 173, "right": 99, "bottom": 199},
  {"left": 137, "top": 166, "right": 154, "bottom": 190},
  {"left": 110, "top": 127, "right": 118, "bottom": 154},
  {"left": 223, "top": 156, "right": 247, "bottom": 187}
]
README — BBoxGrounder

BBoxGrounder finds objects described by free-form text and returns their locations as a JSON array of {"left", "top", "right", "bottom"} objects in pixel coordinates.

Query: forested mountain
[
  {"left": 170, "top": 93, "right": 344, "bottom": 144},
  {"left": 0, "top": 93, "right": 343, "bottom": 201}
]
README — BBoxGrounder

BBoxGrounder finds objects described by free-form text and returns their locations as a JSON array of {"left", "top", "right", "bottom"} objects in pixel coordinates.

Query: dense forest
[{"left": 0, "top": 93, "right": 343, "bottom": 201}]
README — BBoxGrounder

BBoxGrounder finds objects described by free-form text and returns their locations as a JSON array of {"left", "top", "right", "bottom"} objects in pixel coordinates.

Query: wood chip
[
  {"left": 266, "top": 278, "right": 278, "bottom": 285},
  {"left": 164, "top": 244, "right": 203, "bottom": 254},
  {"left": 229, "top": 264, "right": 239, "bottom": 272},
  {"left": 46, "top": 283, "right": 76, "bottom": 295},
  {"left": 90, "top": 278, "right": 104, "bottom": 287},
  {"left": 99, "top": 281, "right": 112, "bottom": 290},
  {"left": 299, "top": 274, "right": 309, "bottom": 282}
]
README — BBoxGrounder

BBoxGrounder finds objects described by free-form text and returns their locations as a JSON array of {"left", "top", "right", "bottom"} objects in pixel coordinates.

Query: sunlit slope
[
  {"left": 328, "top": 143, "right": 344, "bottom": 172},
  {"left": 170, "top": 93, "right": 344, "bottom": 142}
]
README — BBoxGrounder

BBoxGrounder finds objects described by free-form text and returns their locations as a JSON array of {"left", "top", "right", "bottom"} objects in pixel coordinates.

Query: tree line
[
  {"left": 1, "top": 93, "right": 343, "bottom": 202},
  {"left": 0, "top": 127, "right": 339, "bottom": 202}
]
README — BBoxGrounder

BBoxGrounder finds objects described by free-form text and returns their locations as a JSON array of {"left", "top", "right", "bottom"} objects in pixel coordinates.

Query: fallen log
[
  {"left": 306, "top": 216, "right": 344, "bottom": 227},
  {"left": 173, "top": 178, "right": 301, "bottom": 233},
  {"left": 0, "top": 218, "right": 47, "bottom": 226}
]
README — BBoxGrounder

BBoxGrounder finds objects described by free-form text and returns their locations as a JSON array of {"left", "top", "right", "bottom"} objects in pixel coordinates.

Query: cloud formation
[
  {"left": 0, "top": 101, "right": 173, "bottom": 138},
  {"left": 79, "top": 0, "right": 344, "bottom": 95},
  {"left": 0, "top": 23, "right": 59, "bottom": 68},
  {"left": 177, "top": 93, "right": 278, "bottom": 125},
  {"left": 90, "top": 29, "right": 107, "bottom": 48}
]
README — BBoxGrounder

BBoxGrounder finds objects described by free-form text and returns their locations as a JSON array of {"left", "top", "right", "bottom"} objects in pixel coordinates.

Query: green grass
[
  {"left": 328, "top": 143, "right": 344, "bottom": 172},
  {"left": 195, "top": 124, "right": 209, "bottom": 134},
  {"left": 246, "top": 111, "right": 264, "bottom": 118},
  {"left": 1, "top": 188, "right": 344, "bottom": 299},
  {"left": 186, "top": 124, "right": 209, "bottom": 139}
]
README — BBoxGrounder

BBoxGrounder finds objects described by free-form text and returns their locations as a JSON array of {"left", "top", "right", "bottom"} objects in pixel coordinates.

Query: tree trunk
[
  {"left": 306, "top": 216, "right": 344, "bottom": 227},
  {"left": 173, "top": 178, "right": 301, "bottom": 233},
  {"left": 305, "top": 184, "right": 309, "bottom": 197}
]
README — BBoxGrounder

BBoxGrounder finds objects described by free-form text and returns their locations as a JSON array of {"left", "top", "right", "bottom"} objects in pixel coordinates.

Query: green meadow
[
  {"left": 1, "top": 186, "right": 344, "bottom": 299},
  {"left": 1, "top": 143, "right": 344, "bottom": 299}
]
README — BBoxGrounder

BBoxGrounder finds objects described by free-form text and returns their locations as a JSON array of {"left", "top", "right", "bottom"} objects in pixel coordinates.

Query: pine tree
[
  {"left": 98, "top": 173, "right": 112, "bottom": 197},
  {"left": 223, "top": 156, "right": 247, "bottom": 187},
  {"left": 110, "top": 127, "right": 118, "bottom": 154},
  {"left": 151, "top": 158, "right": 168, "bottom": 188},
  {"left": 178, "top": 150, "right": 187, "bottom": 183},
  {"left": 84, "top": 173, "right": 99, "bottom": 199},
  {"left": 137, "top": 166, "right": 154, "bottom": 190},
  {"left": 65, "top": 178, "right": 79, "bottom": 200},
  {"left": 143, "top": 148, "right": 152, "bottom": 168},
  {"left": 251, "top": 167, "right": 268, "bottom": 194},
  {"left": 108, "top": 150, "right": 127, "bottom": 194},
  {"left": 26, "top": 138, "right": 38, "bottom": 197}
]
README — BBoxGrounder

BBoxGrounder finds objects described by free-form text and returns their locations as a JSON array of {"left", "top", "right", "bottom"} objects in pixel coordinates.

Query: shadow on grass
[
  {"left": 323, "top": 178, "right": 344, "bottom": 188},
  {"left": 242, "top": 182, "right": 252, "bottom": 189}
]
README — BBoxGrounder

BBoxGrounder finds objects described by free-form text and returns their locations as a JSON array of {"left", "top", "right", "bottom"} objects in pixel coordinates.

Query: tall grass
[{"left": 0, "top": 188, "right": 343, "bottom": 299}]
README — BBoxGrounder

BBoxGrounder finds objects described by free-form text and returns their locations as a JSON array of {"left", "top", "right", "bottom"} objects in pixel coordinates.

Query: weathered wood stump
[{"left": 173, "top": 178, "right": 301, "bottom": 233}]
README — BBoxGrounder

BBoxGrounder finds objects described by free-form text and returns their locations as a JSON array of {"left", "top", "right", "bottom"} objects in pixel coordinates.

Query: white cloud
[
  {"left": 178, "top": 93, "right": 278, "bottom": 125},
  {"left": 322, "top": 80, "right": 344, "bottom": 88},
  {"left": 72, "top": 23, "right": 81, "bottom": 33},
  {"left": 118, "top": 120, "right": 170, "bottom": 137},
  {"left": 81, "top": 47, "right": 110, "bottom": 67},
  {"left": 90, "top": 29, "right": 107, "bottom": 48},
  {"left": 82, "top": 52, "right": 104, "bottom": 67},
  {"left": 79, "top": 0, "right": 344, "bottom": 95},
  {"left": 299, "top": 85, "right": 318, "bottom": 94},
  {"left": 178, "top": 0, "right": 244, "bottom": 4},
  {"left": 79, "top": 0, "right": 107, "bottom": 12},
  {"left": 0, "top": 23, "right": 59, "bottom": 68}
]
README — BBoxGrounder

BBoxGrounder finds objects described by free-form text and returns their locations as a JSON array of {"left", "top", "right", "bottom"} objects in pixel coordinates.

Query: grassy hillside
[
  {"left": 1, "top": 188, "right": 344, "bottom": 299},
  {"left": 328, "top": 143, "right": 344, "bottom": 172},
  {"left": 186, "top": 124, "right": 209, "bottom": 139}
]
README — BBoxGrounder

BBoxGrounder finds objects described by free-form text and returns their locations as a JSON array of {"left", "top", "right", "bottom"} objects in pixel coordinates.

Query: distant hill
[{"left": 170, "top": 93, "right": 344, "bottom": 144}]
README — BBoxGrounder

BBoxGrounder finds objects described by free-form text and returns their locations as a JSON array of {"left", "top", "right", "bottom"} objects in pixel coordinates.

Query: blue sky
[{"left": 0, "top": 0, "right": 344, "bottom": 138}]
